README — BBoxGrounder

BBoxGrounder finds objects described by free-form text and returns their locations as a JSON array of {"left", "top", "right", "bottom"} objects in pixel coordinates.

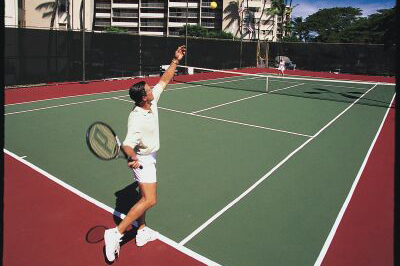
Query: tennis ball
[{"left": 210, "top": 1, "right": 217, "bottom": 9}]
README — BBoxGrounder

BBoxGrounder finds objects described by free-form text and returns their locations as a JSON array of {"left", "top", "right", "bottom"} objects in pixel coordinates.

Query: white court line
[
  {"left": 191, "top": 82, "right": 306, "bottom": 114},
  {"left": 178, "top": 66, "right": 393, "bottom": 86},
  {"left": 5, "top": 71, "right": 268, "bottom": 107},
  {"left": 3, "top": 149, "right": 222, "bottom": 266},
  {"left": 168, "top": 75, "right": 267, "bottom": 92},
  {"left": 5, "top": 74, "right": 266, "bottom": 116},
  {"left": 178, "top": 84, "right": 379, "bottom": 246},
  {"left": 191, "top": 93, "right": 266, "bottom": 114},
  {"left": 313, "top": 93, "right": 396, "bottom": 266},
  {"left": 4, "top": 96, "right": 127, "bottom": 116},
  {"left": 269, "top": 79, "right": 370, "bottom": 91},
  {"left": 5, "top": 89, "right": 128, "bottom": 107},
  {"left": 115, "top": 98, "right": 312, "bottom": 138}
]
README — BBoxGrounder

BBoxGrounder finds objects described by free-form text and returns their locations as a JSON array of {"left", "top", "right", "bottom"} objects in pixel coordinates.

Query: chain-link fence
[
  {"left": 5, "top": 27, "right": 395, "bottom": 87},
  {"left": 260, "top": 41, "right": 396, "bottom": 76},
  {"left": 5, "top": 27, "right": 257, "bottom": 87}
]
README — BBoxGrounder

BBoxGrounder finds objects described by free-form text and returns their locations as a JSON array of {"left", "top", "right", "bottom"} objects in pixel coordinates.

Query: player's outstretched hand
[{"left": 175, "top": 45, "right": 186, "bottom": 61}]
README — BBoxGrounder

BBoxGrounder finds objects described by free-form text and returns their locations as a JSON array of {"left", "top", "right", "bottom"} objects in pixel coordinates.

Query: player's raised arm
[{"left": 158, "top": 45, "right": 186, "bottom": 89}]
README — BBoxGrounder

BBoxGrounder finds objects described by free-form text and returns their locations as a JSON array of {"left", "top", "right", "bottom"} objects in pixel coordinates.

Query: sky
[{"left": 291, "top": 0, "right": 396, "bottom": 18}]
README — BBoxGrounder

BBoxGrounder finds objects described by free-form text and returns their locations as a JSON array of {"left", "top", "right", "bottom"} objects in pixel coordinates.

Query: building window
[
  {"left": 18, "top": 0, "right": 24, "bottom": 8},
  {"left": 59, "top": 0, "right": 68, "bottom": 13}
]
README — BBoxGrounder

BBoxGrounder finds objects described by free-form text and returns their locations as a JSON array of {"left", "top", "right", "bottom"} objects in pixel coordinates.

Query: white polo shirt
[{"left": 123, "top": 83, "right": 163, "bottom": 155}]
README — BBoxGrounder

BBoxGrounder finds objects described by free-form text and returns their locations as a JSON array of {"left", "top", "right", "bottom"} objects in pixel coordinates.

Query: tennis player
[
  {"left": 104, "top": 45, "right": 186, "bottom": 262},
  {"left": 278, "top": 58, "right": 285, "bottom": 76}
]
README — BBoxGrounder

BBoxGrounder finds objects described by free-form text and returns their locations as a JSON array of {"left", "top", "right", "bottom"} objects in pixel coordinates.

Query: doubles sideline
[{"left": 4, "top": 149, "right": 222, "bottom": 266}]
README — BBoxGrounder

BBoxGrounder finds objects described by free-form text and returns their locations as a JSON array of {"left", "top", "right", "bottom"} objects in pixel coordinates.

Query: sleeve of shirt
[
  {"left": 152, "top": 83, "right": 163, "bottom": 104},
  {"left": 122, "top": 113, "right": 141, "bottom": 149}
]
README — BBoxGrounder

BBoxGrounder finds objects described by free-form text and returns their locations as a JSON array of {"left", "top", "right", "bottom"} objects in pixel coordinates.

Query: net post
[{"left": 266, "top": 76, "right": 269, "bottom": 93}]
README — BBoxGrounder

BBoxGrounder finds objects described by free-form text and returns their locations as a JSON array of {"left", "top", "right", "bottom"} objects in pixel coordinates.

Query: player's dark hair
[{"left": 129, "top": 81, "right": 147, "bottom": 106}]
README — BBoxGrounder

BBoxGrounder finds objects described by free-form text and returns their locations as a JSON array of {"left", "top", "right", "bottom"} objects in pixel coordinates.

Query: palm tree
[
  {"left": 238, "top": 0, "right": 256, "bottom": 39},
  {"left": 223, "top": 0, "right": 242, "bottom": 39},
  {"left": 282, "top": 3, "right": 298, "bottom": 38},
  {"left": 257, "top": 0, "right": 297, "bottom": 41},
  {"left": 35, "top": 0, "right": 71, "bottom": 82},
  {"left": 36, "top": 0, "right": 71, "bottom": 29}
]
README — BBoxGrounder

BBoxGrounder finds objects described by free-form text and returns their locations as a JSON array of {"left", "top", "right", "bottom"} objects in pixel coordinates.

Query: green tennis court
[{"left": 4, "top": 73, "right": 395, "bottom": 266}]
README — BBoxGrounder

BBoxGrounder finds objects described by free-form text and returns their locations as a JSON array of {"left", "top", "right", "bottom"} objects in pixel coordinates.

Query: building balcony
[
  {"left": 169, "top": 2, "right": 198, "bottom": 8},
  {"left": 113, "top": 11, "right": 138, "bottom": 18},
  {"left": 201, "top": 22, "right": 217, "bottom": 28},
  {"left": 96, "top": 3, "right": 111, "bottom": 9},
  {"left": 169, "top": 31, "right": 181, "bottom": 36},
  {"left": 95, "top": 21, "right": 111, "bottom": 27},
  {"left": 140, "top": 13, "right": 164, "bottom": 18},
  {"left": 141, "top": 3, "right": 164, "bottom": 8},
  {"left": 169, "top": 21, "right": 197, "bottom": 27},
  {"left": 169, "top": 12, "right": 198, "bottom": 18},
  {"left": 111, "top": 21, "right": 138, "bottom": 27},
  {"left": 96, "top": 13, "right": 111, "bottom": 18},
  {"left": 141, "top": 22, "right": 164, "bottom": 27},
  {"left": 201, "top": 12, "right": 217, "bottom": 18},
  {"left": 140, "top": 31, "right": 164, "bottom": 36},
  {"left": 112, "top": 3, "right": 138, "bottom": 9}
]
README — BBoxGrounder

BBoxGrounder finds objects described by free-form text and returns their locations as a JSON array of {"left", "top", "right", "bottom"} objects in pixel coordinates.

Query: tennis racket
[{"left": 86, "top": 121, "right": 143, "bottom": 169}]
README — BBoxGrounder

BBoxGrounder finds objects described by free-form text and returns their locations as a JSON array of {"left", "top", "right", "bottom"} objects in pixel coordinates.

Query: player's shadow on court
[{"left": 113, "top": 182, "right": 141, "bottom": 244}]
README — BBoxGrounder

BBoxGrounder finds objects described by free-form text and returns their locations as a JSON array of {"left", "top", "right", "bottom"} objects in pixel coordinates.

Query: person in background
[{"left": 278, "top": 57, "right": 285, "bottom": 76}]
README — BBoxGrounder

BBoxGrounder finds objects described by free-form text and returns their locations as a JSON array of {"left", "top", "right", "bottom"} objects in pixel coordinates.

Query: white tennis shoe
[
  {"left": 136, "top": 227, "right": 159, "bottom": 247},
  {"left": 104, "top": 228, "right": 123, "bottom": 262}
]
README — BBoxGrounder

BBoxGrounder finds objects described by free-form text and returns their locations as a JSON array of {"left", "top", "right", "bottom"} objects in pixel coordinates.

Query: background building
[
  {"left": 93, "top": 0, "right": 223, "bottom": 36},
  {"left": 5, "top": 0, "right": 25, "bottom": 27},
  {"left": 5, "top": 0, "right": 290, "bottom": 41},
  {"left": 5, "top": 0, "right": 93, "bottom": 30},
  {"left": 222, "top": 0, "right": 284, "bottom": 41}
]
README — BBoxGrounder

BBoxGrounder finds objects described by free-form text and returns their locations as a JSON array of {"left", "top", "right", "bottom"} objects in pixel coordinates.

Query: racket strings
[{"left": 88, "top": 124, "right": 119, "bottom": 159}]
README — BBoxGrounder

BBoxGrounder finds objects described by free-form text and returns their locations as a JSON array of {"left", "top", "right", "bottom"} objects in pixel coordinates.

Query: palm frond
[
  {"left": 42, "top": 11, "right": 55, "bottom": 19},
  {"left": 35, "top": 2, "right": 56, "bottom": 11}
]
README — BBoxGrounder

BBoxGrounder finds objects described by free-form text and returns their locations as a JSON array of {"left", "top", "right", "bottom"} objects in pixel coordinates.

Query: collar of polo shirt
[{"left": 135, "top": 106, "right": 152, "bottom": 114}]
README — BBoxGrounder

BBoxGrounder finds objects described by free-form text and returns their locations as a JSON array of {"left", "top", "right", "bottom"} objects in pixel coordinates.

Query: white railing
[
  {"left": 141, "top": 22, "right": 164, "bottom": 26},
  {"left": 169, "top": 12, "right": 197, "bottom": 17},
  {"left": 95, "top": 21, "right": 111, "bottom": 26},
  {"left": 201, "top": 22, "right": 216, "bottom": 27},
  {"left": 113, "top": 12, "right": 138, "bottom": 17},
  {"left": 141, "top": 3, "right": 164, "bottom": 8},
  {"left": 201, "top": 12, "right": 216, "bottom": 17},
  {"left": 96, "top": 3, "right": 111, "bottom": 9}
]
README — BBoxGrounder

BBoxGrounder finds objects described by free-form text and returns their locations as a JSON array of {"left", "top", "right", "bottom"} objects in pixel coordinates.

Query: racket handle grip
[{"left": 128, "top": 157, "right": 143, "bottom": 169}]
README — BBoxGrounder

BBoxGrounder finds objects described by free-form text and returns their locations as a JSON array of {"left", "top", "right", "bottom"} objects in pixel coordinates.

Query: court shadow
[
  {"left": 86, "top": 225, "right": 108, "bottom": 244},
  {"left": 173, "top": 77, "right": 393, "bottom": 108},
  {"left": 113, "top": 182, "right": 140, "bottom": 225},
  {"left": 113, "top": 182, "right": 141, "bottom": 246}
]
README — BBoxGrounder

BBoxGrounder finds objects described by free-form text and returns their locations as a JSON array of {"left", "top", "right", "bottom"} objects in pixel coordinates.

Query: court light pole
[
  {"left": 185, "top": 0, "right": 188, "bottom": 67},
  {"left": 81, "top": 0, "right": 87, "bottom": 83}
]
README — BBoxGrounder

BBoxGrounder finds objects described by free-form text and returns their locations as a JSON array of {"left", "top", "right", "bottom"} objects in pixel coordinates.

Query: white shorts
[
  {"left": 278, "top": 66, "right": 285, "bottom": 71},
  {"left": 132, "top": 152, "right": 157, "bottom": 183}
]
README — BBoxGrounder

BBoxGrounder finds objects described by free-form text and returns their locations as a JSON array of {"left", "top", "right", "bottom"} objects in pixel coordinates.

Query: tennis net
[{"left": 174, "top": 66, "right": 395, "bottom": 108}]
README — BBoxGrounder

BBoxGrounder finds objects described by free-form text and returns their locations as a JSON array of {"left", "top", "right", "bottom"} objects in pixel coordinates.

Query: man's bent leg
[{"left": 117, "top": 182, "right": 157, "bottom": 234}]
